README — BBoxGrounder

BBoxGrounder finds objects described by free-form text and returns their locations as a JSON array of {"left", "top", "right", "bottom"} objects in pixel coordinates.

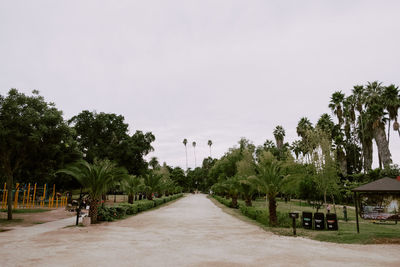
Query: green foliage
[
  {"left": 97, "top": 193, "right": 184, "bottom": 222},
  {"left": 69, "top": 110, "right": 155, "bottom": 175}
]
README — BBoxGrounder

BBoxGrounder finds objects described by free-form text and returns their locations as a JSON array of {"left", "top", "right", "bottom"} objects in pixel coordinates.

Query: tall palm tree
[
  {"left": 122, "top": 175, "right": 143, "bottom": 203},
  {"left": 364, "top": 81, "right": 392, "bottom": 168},
  {"left": 58, "top": 159, "right": 128, "bottom": 224},
  {"left": 192, "top": 141, "right": 197, "bottom": 168},
  {"left": 296, "top": 117, "right": 313, "bottom": 163},
  {"left": 273, "top": 126, "right": 285, "bottom": 150},
  {"left": 329, "top": 91, "right": 345, "bottom": 125},
  {"left": 250, "top": 151, "right": 285, "bottom": 226},
  {"left": 383, "top": 84, "right": 400, "bottom": 142},
  {"left": 352, "top": 85, "right": 372, "bottom": 172},
  {"left": 207, "top": 140, "right": 213, "bottom": 157},
  {"left": 316, "top": 113, "right": 334, "bottom": 135},
  {"left": 183, "top": 139, "right": 188, "bottom": 171}
]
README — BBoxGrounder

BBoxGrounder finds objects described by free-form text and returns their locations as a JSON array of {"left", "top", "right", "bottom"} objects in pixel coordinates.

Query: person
[
  {"left": 327, "top": 204, "right": 331, "bottom": 214},
  {"left": 343, "top": 205, "right": 348, "bottom": 221}
]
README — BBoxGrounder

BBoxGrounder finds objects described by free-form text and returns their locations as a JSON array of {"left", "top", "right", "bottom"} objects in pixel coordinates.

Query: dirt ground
[
  {"left": 0, "top": 194, "right": 399, "bottom": 266},
  {"left": 0, "top": 208, "right": 75, "bottom": 229}
]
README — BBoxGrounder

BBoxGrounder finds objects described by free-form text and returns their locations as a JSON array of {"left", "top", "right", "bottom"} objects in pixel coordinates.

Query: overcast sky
[{"left": 1, "top": 0, "right": 399, "bottom": 169}]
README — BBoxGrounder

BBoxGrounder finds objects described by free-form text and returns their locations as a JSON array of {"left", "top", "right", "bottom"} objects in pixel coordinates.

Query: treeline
[
  {"left": 185, "top": 81, "right": 399, "bottom": 220},
  {"left": 0, "top": 89, "right": 155, "bottom": 190}
]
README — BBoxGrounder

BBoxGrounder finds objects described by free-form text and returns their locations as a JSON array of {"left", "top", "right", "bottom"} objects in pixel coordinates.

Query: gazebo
[{"left": 352, "top": 177, "right": 400, "bottom": 233}]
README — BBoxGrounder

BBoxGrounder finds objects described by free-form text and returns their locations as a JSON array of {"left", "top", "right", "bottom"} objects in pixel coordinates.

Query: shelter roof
[{"left": 352, "top": 177, "right": 400, "bottom": 192}]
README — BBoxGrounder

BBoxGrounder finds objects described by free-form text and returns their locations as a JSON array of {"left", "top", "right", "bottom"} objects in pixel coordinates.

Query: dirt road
[{"left": 1, "top": 194, "right": 399, "bottom": 266}]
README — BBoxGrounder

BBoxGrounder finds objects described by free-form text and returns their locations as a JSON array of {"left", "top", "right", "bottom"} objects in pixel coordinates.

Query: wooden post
[
  {"left": 354, "top": 191, "right": 360, "bottom": 234},
  {"left": 22, "top": 190, "right": 26, "bottom": 208},
  {"left": 42, "top": 184, "right": 46, "bottom": 208}
]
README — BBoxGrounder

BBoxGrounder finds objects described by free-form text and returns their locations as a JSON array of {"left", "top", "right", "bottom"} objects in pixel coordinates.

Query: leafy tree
[
  {"left": 0, "top": 89, "right": 79, "bottom": 220},
  {"left": 69, "top": 110, "right": 154, "bottom": 175},
  {"left": 58, "top": 159, "right": 129, "bottom": 223}
]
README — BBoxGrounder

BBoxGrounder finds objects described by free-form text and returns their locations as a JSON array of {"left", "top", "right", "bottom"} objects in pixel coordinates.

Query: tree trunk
[
  {"left": 89, "top": 199, "right": 99, "bottom": 224},
  {"left": 128, "top": 194, "right": 134, "bottom": 204},
  {"left": 387, "top": 119, "right": 391, "bottom": 145},
  {"left": 373, "top": 126, "right": 392, "bottom": 168},
  {"left": 231, "top": 195, "right": 238, "bottom": 208},
  {"left": 245, "top": 196, "right": 252, "bottom": 207},
  {"left": 6, "top": 174, "right": 13, "bottom": 220},
  {"left": 362, "top": 138, "right": 373, "bottom": 172},
  {"left": 337, "top": 149, "right": 347, "bottom": 176},
  {"left": 268, "top": 194, "right": 277, "bottom": 226}
]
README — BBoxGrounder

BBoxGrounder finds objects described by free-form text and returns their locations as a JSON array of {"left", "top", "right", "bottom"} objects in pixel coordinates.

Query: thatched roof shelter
[{"left": 352, "top": 177, "right": 400, "bottom": 193}]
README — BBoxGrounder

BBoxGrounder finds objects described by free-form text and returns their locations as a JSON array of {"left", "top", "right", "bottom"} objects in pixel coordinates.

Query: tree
[
  {"left": 382, "top": 84, "right": 400, "bottom": 142},
  {"left": 122, "top": 175, "right": 143, "bottom": 203},
  {"left": 0, "top": 89, "right": 78, "bottom": 220},
  {"left": 329, "top": 91, "right": 345, "bottom": 125},
  {"left": 183, "top": 139, "right": 188, "bottom": 171},
  {"left": 208, "top": 140, "right": 213, "bottom": 157},
  {"left": 69, "top": 110, "right": 155, "bottom": 175},
  {"left": 192, "top": 141, "right": 197, "bottom": 168},
  {"left": 250, "top": 151, "right": 285, "bottom": 226},
  {"left": 149, "top": 157, "right": 160, "bottom": 170},
  {"left": 273, "top": 126, "right": 285, "bottom": 150},
  {"left": 142, "top": 171, "right": 163, "bottom": 200},
  {"left": 364, "top": 81, "right": 392, "bottom": 168},
  {"left": 58, "top": 159, "right": 129, "bottom": 223}
]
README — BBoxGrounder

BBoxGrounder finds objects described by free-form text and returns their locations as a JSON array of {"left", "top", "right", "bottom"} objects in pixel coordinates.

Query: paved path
[{"left": 1, "top": 194, "right": 399, "bottom": 266}]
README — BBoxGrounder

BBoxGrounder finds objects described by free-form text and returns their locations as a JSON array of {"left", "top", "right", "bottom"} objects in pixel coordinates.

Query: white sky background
[{"left": 0, "top": 0, "right": 399, "bottom": 169}]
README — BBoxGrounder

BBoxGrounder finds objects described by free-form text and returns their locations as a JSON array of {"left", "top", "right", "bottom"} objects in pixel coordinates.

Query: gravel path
[{"left": 1, "top": 194, "right": 399, "bottom": 266}]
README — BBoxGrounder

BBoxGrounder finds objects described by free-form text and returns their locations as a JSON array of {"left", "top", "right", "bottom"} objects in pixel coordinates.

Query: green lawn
[{"left": 215, "top": 196, "right": 400, "bottom": 244}]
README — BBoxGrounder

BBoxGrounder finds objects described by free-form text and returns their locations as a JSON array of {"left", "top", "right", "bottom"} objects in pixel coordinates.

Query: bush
[
  {"left": 213, "top": 195, "right": 232, "bottom": 208},
  {"left": 97, "top": 193, "right": 183, "bottom": 222}
]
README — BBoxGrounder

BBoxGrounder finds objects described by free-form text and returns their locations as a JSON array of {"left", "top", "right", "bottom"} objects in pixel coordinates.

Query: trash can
[
  {"left": 314, "top": 212, "right": 325, "bottom": 230},
  {"left": 326, "top": 213, "right": 338, "bottom": 230},
  {"left": 302, "top": 211, "right": 313, "bottom": 229}
]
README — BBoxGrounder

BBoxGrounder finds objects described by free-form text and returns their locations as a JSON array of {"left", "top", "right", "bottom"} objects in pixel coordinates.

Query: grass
[
  {"left": 212, "top": 196, "right": 400, "bottom": 244},
  {"left": 0, "top": 208, "right": 50, "bottom": 214},
  {"left": 0, "top": 218, "right": 24, "bottom": 225}
]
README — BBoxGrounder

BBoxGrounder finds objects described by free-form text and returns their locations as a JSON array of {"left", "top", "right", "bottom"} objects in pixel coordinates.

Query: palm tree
[
  {"left": 383, "top": 84, "right": 400, "bottom": 142},
  {"left": 142, "top": 172, "right": 163, "bottom": 200},
  {"left": 364, "top": 81, "right": 392, "bottom": 168},
  {"left": 290, "top": 140, "right": 302, "bottom": 160},
  {"left": 250, "top": 151, "right": 285, "bottom": 226},
  {"left": 296, "top": 117, "right": 313, "bottom": 162},
  {"left": 329, "top": 91, "right": 345, "bottom": 125},
  {"left": 207, "top": 140, "right": 213, "bottom": 157},
  {"left": 223, "top": 177, "right": 241, "bottom": 208},
  {"left": 122, "top": 175, "right": 143, "bottom": 203},
  {"left": 183, "top": 139, "right": 188, "bottom": 171},
  {"left": 273, "top": 126, "right": 285, "bottom": 150},
  {"left": 316, "top": 113, "right": 334, "bottom": 135},
  {"left": 352, "top": 84, "right": 372, "bottom": 172},
  {"left": 149, "top": 157, "right": 159, "bottom": 170},
  {"left": 192, "top": 141, "right": 197, "bottom": 168},
  {"left": 58, "top": 159, "right": 128, "bottom": 224}
]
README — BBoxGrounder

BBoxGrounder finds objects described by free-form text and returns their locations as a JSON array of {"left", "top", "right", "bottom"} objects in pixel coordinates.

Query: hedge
[
  {"left": 98, "top": 193, "right": 184, "bottom": 222},
  {"left": 213, "top": 195, "right": 300, "bottom": 228}
]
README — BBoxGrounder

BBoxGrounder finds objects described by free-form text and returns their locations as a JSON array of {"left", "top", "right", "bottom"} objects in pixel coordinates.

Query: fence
[{"left": 1, "top": 183, "right": 68, "bottom": 209}]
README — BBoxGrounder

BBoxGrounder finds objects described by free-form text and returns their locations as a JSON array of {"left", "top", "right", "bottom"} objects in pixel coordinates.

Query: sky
[{"left": 0, "top": 0, "right": 399, "bottom": 169}]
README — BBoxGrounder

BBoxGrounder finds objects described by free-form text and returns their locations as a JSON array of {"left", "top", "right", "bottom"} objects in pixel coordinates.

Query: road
[{"left": 0, "top": 194, "right": 399, "bottom": 266}]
